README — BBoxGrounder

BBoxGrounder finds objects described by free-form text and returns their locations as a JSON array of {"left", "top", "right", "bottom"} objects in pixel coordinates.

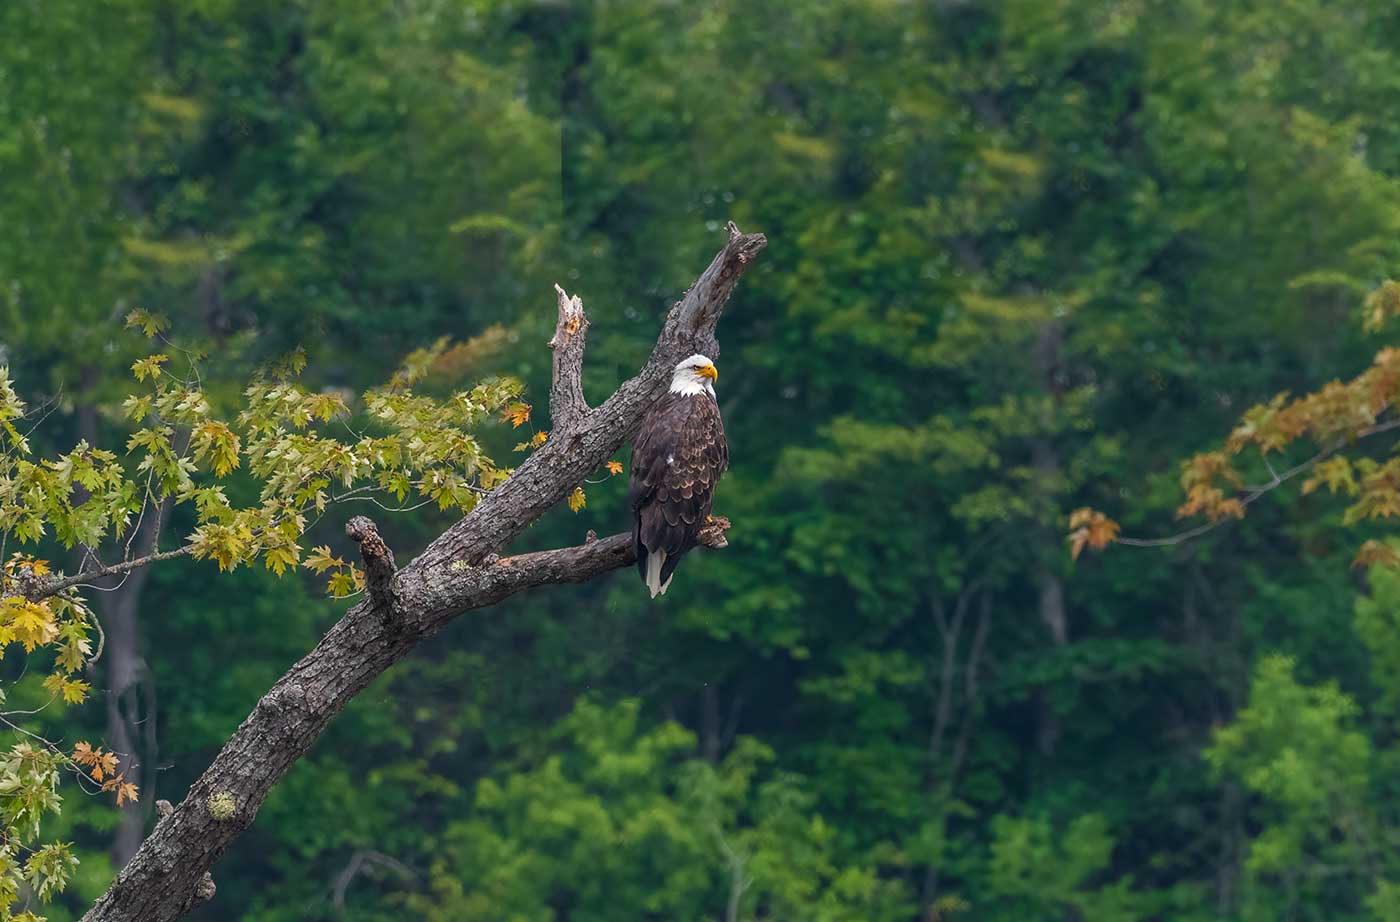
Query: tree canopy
[{"left": 6, "top": 1, "right": 1400, "bottom": 920}]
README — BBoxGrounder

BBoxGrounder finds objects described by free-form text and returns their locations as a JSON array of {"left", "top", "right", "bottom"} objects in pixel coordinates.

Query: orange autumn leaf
[
  {"left": 1364, "top": 280, "right": 1400, "bottom": 331},
  {"left": 1354, "top": 540, "right": 1400, "bottom": 569},
  {"left": 92, "top": 750, "right": 119, "bottom": 783},
  {"left": 605, "top": 460, "right": 623, "bottom": 476},
  {"left": 74, "top": 741, "right": 122, "bottom": 782},
  {"left": 1067, "top": 508, "right": 1120, "bottom": 560}
]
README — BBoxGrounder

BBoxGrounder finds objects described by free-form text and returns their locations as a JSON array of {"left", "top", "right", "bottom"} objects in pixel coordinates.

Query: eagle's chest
[
  {"left": 673, "top": 394, "right": 724, "bottom": 453},
  {"left": 633, "top": 392, "right": 727, "bottom": 488}
]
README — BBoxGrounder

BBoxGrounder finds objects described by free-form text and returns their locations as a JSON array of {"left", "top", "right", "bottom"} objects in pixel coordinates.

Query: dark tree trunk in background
[
  {"left": 103, "top": 503, "right": 166, "bottom": 866},
  {"left": 1184, "top": 563, "right": 1247, "bottom": 914},
  {"left": 920, "top": 588, "right": 990, "bottom": 912},
  {"left": 1031, "top": 321, "right": 1068, "bottom": 757},
  {"left": 73, "top": 368, "right": 163, "bottom": 867},
  {"left": 701, "top": 683, "right": 723, "bottom": 764}
]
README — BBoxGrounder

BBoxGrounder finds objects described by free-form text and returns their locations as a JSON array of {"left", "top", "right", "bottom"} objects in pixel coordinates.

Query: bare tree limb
[
  {"left": 548, "top": 283, "right": 590, "bottom": 431},
  {"left": 81, "top": 225, "right": 761, "bottom": 922},
  {"left": 663, "top": 221, "right": 763, "bottom": 359}
]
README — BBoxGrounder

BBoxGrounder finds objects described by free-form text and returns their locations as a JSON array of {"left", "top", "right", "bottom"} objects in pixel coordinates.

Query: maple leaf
[
  {"left": 1354, "top": 539, "right": 1400, "bottom": 569},
  {"left": 61, "top": 678, "right": 90, "bottom": 704},
  {"left": 190, "top": 522, "right": 254, "bottom": 572},
  {"left": 56, "top": 637, "right": 91, "bottom": 674},
  {"left": 263, "top": 544, "right": 300, "bottom": 577},
  {"left": 192, "top": 421, "right": 241, "bottom": 476},
  {"left": 1214, "top": 498, "right": 1246, "bottom": 520},
  {"left": 1179, "top": 451, "right": 1242, "bottom": 491},
  {"left": 567, "top": 487, "right": 587, "bottom": 513},
  {"left": 530, "top": 431, "right": 548, "bottom": 448},
  {"left": 1302, "top": 456, "right": 1358, "bottom": 496},
  {"left": 6, "top": 599, "right": 57, "bottom": 651},
  {"left": 502, "top": 402, "right": 531, "bottom": 428},
  {"left": 130, "top": 354, "right": 169, "bottom": 382},
  {"left": 380, "top": 470, "right": 412, "bottom": 501},
  {"left": 96, "top": 750, "right": 120, "bottom": 783},
  {"left": 309, "top": 392, "right": 349, "bottom": 423},
  {"left": 41, "top": 672, "right": 65, "bottom": 700},
  {"left": 327, "top": 570, "right": 357, "bottom": 599},
  {"left": 72, "top": 741, "right": 96, "bottom": 765},
  {"left": 605, "top": 460, "right": 623, "bottom": 476},
  {"left": 264, "top": 347, "right": 308, "bottom": 380},
  {"left": 116, "top": 781, "right": 140, "bottom": 807},
  {"left": 1365, "top": 280, "right": 1400, "bottom": 332},
  {"left": 1067, "top": 508, "right": 1120, "bottom": 560},
  {"left": 123, "top": 309, "right": 169, "bottom": 338}
]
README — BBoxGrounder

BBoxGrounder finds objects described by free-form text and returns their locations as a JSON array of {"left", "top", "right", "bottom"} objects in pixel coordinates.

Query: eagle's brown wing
[{"left": 629, "top": 390, "right": 728, "bottom": 589}]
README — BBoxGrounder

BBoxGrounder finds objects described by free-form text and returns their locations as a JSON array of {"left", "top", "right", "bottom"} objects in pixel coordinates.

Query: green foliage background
[{"left": 6, "top": 0, "right": 1400, "bottom": 919}]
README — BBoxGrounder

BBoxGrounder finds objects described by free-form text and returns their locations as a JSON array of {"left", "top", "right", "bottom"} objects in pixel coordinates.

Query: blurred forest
[{"left": 6, "top": 0, "right": 1400, "bottom": 920}]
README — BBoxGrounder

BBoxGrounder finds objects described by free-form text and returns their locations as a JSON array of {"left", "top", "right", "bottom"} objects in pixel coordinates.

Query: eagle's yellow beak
[{"left": 698, "top": 363, "right": 719, "bottom": 381}]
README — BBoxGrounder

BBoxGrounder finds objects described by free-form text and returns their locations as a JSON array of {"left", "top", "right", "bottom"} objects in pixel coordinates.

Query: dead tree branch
[
  {"left": 548, "top": 283, "right": 590, "bottom": 430},
  {"left": 81, "top": 225, "right": 762, "bottom": 922}
]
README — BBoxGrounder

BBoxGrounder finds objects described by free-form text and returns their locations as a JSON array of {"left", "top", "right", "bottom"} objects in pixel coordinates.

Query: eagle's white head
[{"left": 669, "top": 354, "right": 718, "bottom": 397}]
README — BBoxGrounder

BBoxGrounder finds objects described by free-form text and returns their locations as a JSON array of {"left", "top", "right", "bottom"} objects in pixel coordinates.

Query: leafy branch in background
[
  {"left": 0, "top": 320, "right": 535, "bottom": 917},
  {"left": 1070, "top": 280, "right": 1400, "bottom": 566}
]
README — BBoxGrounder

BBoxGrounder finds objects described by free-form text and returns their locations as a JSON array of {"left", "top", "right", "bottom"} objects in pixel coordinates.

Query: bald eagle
[{"left": 629, "top": 354, "right": 729, "bottom": 598}]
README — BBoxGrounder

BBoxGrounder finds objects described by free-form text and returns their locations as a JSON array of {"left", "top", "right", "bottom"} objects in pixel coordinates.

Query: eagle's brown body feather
[{"left": 629, "top": 389, "right": 728, "bottom": 596}]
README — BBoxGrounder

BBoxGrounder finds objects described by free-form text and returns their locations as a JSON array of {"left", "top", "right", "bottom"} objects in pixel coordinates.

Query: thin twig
[{"left": 33, "top": 546, "right": 195, "bottom": 600}]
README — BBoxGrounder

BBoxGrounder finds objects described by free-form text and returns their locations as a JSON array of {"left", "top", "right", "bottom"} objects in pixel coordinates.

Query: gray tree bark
[{"left": 79, "top": 224, "right": 764, "bottom": 922}]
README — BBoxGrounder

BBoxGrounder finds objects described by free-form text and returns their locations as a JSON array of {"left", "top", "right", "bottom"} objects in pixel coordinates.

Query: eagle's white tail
[{"left": 646, "top": 550, "right": 668, "bottom": 599}]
